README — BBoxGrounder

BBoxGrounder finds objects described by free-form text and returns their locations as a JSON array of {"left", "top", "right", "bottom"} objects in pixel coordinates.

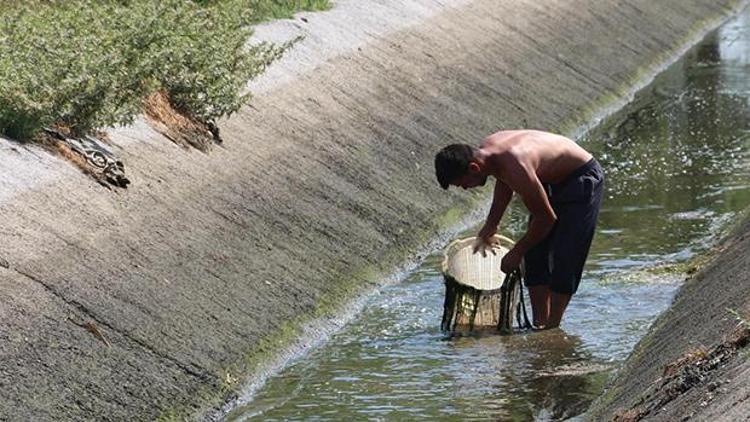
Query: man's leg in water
[
  {"left": 544, "top": 160, "right": 605, "bottom": 328},
  {"left": 528, "top": 286, "right": 570, "bottom": 328},
  {"left": 546, "top": 291, "right": 571, "bottom": 328},
  {"left": 528, "top": 285, "right": 551, "bottom": 327},
  {"left": 524, "top": 221, "right": 554, "bottom": 328}
]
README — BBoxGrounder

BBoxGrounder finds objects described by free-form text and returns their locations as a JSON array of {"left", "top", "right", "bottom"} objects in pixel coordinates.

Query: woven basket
[{"left": 440, "top": 235, "right": 520, "bottom": 333}]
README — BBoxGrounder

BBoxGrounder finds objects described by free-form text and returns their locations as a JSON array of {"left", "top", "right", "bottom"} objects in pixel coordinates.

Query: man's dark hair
[{"left": 434, "top": 144, "right": 476, "bottom": 189}]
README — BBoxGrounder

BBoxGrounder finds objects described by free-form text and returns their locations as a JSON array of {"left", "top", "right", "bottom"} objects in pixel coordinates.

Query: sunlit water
[{"left": 226, "top": 8, "right": 750, "bottom": 421}]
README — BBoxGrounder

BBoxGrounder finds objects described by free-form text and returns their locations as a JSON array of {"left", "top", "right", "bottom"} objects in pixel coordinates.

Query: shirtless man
[{"left": 434, "top": 130, "right": 604, "bottom": 329}]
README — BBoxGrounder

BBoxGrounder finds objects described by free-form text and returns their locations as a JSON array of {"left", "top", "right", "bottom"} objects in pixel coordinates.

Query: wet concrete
[
  {"left": 588, "top": 219, "right": 750, "bottom": 421},
  {"left": 1, "top": 0, "right": 748, "bottom": 420}
]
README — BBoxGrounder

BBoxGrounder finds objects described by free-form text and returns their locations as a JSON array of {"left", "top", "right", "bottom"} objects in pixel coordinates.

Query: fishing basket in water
[{"left": 440, "top": 235, "right": 530, "bottom": 335}]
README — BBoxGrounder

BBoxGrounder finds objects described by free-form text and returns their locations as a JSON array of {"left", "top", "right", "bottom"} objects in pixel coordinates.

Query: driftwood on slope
[{"left": 42, "top": 127, "right": 130, "bottom": 188}]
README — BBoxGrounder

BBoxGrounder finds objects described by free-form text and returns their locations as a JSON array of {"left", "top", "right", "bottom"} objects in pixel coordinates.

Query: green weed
[
  {"left": 727, "top": 307, "right": 750, "bottom": 328},
  {"left": 0, "top": 0, "right": 329, "bottom": 140}
]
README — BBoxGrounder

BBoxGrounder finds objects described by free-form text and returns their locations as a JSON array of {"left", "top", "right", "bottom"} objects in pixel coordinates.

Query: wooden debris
[
  {"left": 70, "top": 318, "right": 112, "bottom": 348},
  {"left": 42, "top": 127, "right": 130, "bottom": 188}
]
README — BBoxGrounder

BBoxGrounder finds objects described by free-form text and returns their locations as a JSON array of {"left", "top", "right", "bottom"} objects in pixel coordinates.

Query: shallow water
[{"left": 226, "top": 8, "right": 750, "bottom": 421}]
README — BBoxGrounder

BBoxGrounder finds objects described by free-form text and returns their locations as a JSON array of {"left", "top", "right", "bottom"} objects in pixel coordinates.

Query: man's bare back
[{"left": 480, "top": 130, "right": 592, "bottom": 185}]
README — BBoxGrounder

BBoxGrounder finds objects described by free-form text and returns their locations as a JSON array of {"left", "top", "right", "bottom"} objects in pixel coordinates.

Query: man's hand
[
  {"left": 501, "top": 248, "right": 523, "bottom": 273},
  {"left": 472, "top": 230, "right": 500, "bottom": 257}
]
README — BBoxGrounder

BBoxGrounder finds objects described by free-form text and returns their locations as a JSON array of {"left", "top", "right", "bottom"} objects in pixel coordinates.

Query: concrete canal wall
[
  {"left": 0, "top": 0, "right": 747, "bottom": 419},
  {"left": 587, "top": 216, "right": 750, "bottom": 421}
]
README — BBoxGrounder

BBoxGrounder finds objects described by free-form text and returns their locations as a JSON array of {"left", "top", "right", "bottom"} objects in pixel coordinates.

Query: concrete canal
[{"left": 224, "top": 7, "right": 750, "bottom": 421}]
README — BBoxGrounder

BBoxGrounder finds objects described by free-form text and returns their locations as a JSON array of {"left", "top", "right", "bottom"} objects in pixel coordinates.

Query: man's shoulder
[
  {"left": 482, "top": 130, "right": 520, "bottom": 148},
  {"left": 486, "top": 129, "right": 524, "bottom": 139}
]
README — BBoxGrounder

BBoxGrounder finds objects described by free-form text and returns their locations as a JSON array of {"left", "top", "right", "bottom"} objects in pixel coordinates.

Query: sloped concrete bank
[
  {"left": 0, "top": 0, "right": 747, "bottom": 420},
  {"left": 587, "top": 216, "right": 750, "bottom": 421}
]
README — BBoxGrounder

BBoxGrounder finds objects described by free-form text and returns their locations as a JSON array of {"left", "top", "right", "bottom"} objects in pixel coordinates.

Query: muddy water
[{"left": 226, "top": 8, "right": 750, "bottom": 421}]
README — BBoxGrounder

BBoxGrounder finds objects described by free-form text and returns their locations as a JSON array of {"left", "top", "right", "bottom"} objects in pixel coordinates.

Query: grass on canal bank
[{"left": 0, "top": 0, "right": 329, "bottom": 142}]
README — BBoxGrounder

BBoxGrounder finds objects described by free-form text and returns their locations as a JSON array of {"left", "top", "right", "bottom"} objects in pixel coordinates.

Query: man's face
[
  {"left": 452, "top": 161, "right": 487, "bottom": 189},
  {"left": 453, "top": 172, "right": 488, "bottom": 189}
]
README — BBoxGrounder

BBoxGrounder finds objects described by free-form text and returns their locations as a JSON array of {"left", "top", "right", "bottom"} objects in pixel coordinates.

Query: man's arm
[
  {"left": 478, "top": 180, "right": 513, "bottom": 240},
  {"left": 500, "top": 159, "right": 557, "bottom": 272}
]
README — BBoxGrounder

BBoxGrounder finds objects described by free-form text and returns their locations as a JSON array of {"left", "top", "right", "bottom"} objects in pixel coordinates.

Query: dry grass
[
  {"left": 613, "top": 407, "right": 643, "bottom": 422},
  {"left": 143, "top": 91, "right": 219, "bottom": 152},
  {"left": 662, "top": 347, "right": 708, "bottom": 377}
]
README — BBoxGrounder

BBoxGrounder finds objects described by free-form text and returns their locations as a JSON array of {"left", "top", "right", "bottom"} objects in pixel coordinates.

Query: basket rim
[{"left": 440, "top": 234, "right": 515, "bottom": 274}]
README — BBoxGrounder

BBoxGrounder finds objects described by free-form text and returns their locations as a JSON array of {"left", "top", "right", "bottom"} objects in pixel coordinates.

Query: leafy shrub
[{"left": 0, "top": 0, "right": 328, "bottom": 140}]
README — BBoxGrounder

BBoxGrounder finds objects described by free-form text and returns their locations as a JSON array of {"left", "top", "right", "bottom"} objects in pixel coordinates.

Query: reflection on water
[
  {"left": 586, "top": 7, "right": 750, "bottom": 266},
  {"left": 227, "top": 8, "right": 750, "bottom": 421}
]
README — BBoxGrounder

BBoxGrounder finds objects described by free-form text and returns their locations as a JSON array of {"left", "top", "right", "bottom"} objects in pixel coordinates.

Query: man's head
[{"left": 434, "top": 143, "right": 488, "bottom": 190}]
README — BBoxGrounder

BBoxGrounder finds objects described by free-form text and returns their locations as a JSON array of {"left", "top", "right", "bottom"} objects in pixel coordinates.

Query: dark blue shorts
[{"left": 523, "top": 158, "right": 604, "bottom": 295}]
